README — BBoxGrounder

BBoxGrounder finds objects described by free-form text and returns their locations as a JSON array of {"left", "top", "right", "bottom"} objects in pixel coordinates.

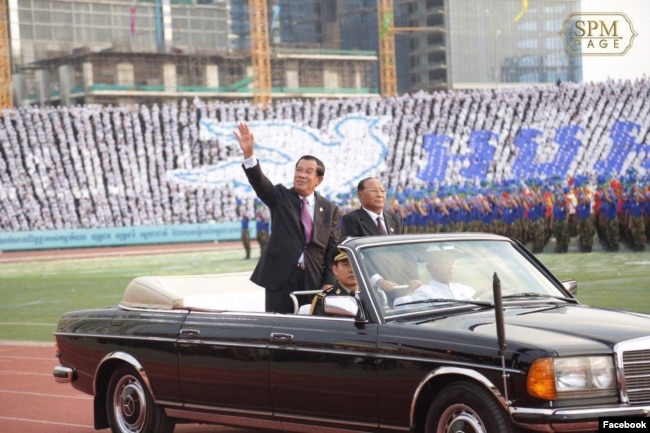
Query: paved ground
[
  {"left": 0, "top": 342, "right": 277, "bottom": 433},
  {"left": 0, "top": 242, "right": 277, "bottom": 433}
]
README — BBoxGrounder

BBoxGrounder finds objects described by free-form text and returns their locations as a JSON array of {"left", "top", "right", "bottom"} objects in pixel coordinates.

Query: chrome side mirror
[
  {"left": 323, "top": 296, "right": 365, "bottom": 321},
  {"left": 561, "top": 279, "right": 578, "bottom": 297},
  {"left": 323, "top": 296, "right": 358, "bottom": 317}
]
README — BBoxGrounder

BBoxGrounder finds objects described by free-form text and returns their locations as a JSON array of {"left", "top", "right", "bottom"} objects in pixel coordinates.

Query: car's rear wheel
[
  {"left": 106, "top": 364, "right": 174, "bottom": 433},
  {"left": 425, "top": 381, "right": 513, "bottom": 433}
]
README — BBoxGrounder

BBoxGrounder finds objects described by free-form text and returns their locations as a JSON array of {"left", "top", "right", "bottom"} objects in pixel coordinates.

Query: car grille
[{"left": 617, "top": 338, "right": 650, "bottom": 404}]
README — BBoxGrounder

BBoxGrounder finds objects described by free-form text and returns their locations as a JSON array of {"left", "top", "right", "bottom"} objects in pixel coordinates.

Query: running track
[
  {"left": 0, "top": 241, "right": 243, "bottom": 264},
  {"left": 1, "top": 242, "right": 276, "bottom": 433},
  {"left": 0, "top": 342, "right": 275, "bottom": 433}
]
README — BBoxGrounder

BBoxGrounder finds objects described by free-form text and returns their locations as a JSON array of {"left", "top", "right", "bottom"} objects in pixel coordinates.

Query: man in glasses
[
  {"left": 341, "top": 177, "right": 403, "bottom": 238},
  {"left": 340, "top": 177, "right": 420, "bottom": 306}
]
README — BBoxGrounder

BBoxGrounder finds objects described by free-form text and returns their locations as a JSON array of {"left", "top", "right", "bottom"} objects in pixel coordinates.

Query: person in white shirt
[{"left": 412, "top": 247, "right": 475, "bottom": 301}]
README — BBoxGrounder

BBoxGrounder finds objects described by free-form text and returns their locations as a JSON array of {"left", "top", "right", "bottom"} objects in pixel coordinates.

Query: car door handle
[
  {"left": 270, "top": 332, "right": 294, "bottom": 342},
  {"left": 180, "top": 328, "right": 201, "bottom": 337}
]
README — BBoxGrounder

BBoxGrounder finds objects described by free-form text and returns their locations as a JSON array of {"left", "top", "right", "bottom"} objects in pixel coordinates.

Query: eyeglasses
[
  {"left": 365, "top": 189, "right": 386, "bottom": 195},
  {"left": 295, "top": 168, "right": 319, "bottom": 176}
]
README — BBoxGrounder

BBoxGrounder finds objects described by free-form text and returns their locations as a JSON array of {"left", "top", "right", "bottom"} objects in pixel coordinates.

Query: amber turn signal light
[{"left": 527, "top": 358, "right": 557, "bottom": 400}]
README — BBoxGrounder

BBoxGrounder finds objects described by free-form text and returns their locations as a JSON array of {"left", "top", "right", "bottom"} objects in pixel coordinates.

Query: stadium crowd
[
  {"left": 347, "top": 172, "right": 648, "bottom": 253},
  {"left": 0, "top": 77, "right": 648, "bottom": 252}
]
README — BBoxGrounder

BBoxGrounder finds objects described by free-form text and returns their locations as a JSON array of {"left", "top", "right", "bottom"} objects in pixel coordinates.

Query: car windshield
[{"left": 354, "top": 239, "right": 569, "bottom": 318}]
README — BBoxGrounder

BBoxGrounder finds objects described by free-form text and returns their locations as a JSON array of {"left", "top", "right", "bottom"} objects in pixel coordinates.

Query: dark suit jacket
[
  {"left": 244, "top": 162, "right": 340, "bottom": 292},
  {"left": 340, "top": 208, "right": 416, "bottom": 300},
  {"left": 340, "top": 208, "right": 404, "bottom": 239}
]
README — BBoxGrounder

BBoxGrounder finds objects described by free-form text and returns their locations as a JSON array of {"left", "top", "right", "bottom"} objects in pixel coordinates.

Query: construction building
[
  {"left": 9, "top": 0, "right": 378, "bottom": 107},
  {"left": 6, "top": 0, "right": 581, "bottom": 108}
]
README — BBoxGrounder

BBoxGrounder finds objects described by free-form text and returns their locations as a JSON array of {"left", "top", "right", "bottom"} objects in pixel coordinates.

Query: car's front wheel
[
  {"left": 425, "top": 380, "right": 513, "bottom": 433},
  {"left": 106, "top": 364, "right": 174, "bottom": 433}
]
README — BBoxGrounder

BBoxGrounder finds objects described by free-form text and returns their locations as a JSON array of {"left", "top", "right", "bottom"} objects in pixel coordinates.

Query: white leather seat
[
  {"left": 290, "top": 290, "right": 321, "bottom": 314},
  {"left": 298, "top": 304, "right": 312, "bottom": 315}
]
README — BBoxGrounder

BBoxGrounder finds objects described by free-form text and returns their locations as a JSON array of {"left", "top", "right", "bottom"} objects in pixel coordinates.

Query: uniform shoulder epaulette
[{"left": 309, "top": 290, "right": 326, "bottom": 315}]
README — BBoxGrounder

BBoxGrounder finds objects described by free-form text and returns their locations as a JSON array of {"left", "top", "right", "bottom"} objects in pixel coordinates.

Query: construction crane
[
  {"left": 248, "top": 0, "right": 272, "bottom": 109},
  {"left": 377, "top": 0, "right": 397, "bottom": 98},
  {"left": 377, "top": 0, "right": 442, "bottom": 98},
  {"left": 248, "top": 0, "right": 442, "bottom": 102},
  {"left": 0, "top": 0, "right": 13, "bottom": 109}
]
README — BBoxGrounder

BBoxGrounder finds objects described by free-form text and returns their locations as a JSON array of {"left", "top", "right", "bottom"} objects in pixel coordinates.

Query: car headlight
[{"left": 527, "top": 356, "right": 617, "bottom": 400}]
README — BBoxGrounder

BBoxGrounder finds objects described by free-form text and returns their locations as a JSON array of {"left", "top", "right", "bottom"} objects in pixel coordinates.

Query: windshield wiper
[
  {"left": 501, "top": 292, "right": 576, "bottom": 302},
  {"left": 397, "top": 298, "right": 493, "bottom": 308}
]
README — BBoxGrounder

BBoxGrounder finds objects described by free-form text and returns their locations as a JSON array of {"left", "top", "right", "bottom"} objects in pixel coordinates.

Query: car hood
[{"left": 420, "top": 303, "right": 650, "bottom": 356}]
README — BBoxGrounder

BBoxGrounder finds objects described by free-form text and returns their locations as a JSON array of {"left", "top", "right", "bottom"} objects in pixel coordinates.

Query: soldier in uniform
[
  {"left": 624, "top": 185, "right": 646, "bottom": 252},
  {"left": 255, "top": 204, "right": 270, "bottom": 255},
  {"left": 598, "top": 185, "right": 620, "bottom": 252},
  {"left": 576, "top": 186, "right": 595, "bottom": 252},
  {"left": 240, "top": 211, "right": 251, "bottom": 259},
  {"left": 310, "top": 250, "right": 360, "bottom": 316},
  {"left": 527, "top": 189, "right": 547, "bottom": 253},
  {"left": 552, "top": 189, "right": 570, "bottom": 253}
]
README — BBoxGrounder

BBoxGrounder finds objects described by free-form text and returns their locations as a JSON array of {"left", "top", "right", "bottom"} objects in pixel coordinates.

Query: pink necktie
[
  {"left": 377, "top": 216, "right": 387, "bottom": 235},
  {"left": 301, "top": 197, "right": 313, "bottom": 242}
]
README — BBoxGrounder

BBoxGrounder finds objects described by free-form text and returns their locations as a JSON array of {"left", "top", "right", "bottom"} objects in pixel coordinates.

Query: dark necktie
[
  {"left": 377, "top": 216, "right": 387, "bottom": 235},
  {"left": 301, "top": 197, "right": 313, "bottom": 242}
]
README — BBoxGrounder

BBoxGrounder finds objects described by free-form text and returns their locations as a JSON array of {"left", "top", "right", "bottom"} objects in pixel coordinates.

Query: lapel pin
[{"left": 319, "top": 207, "right": 323, "bottom": 212}]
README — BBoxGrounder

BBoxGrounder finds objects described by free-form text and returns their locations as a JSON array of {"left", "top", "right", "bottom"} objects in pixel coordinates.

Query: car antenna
[{"left": 493, "top": 272, "right": 510, "bottom": 404}]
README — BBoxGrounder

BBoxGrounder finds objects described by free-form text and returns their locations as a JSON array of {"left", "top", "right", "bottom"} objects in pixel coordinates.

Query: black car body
[{"left": 53, "top": 233, "right": 650, "bottom": 433}]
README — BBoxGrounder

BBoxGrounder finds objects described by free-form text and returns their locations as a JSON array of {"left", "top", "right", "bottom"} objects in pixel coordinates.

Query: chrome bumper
[{"left": 511, "top": 405, "right": 650, "bottom": 432}]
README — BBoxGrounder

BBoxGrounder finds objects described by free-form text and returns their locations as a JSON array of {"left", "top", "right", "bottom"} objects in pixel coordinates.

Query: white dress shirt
[{"left": 412, "top": 279, "right": 475, "bottom": 301}]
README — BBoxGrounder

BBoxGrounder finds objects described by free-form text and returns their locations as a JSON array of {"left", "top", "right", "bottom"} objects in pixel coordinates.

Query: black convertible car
[{"left": 53, "top": 233, "right": 650, "bottom": 433}]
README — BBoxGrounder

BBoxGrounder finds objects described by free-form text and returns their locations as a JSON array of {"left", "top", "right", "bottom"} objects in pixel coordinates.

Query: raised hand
[{"left": 233, "top": 122, "right": 255, "bottom": 158}]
